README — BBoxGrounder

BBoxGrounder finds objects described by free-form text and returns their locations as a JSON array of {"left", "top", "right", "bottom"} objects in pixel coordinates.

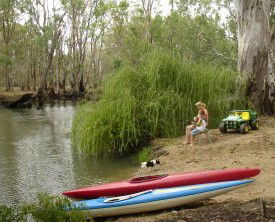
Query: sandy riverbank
[{"left": 98, "top": 116, "right": 275, "bottom": 222}]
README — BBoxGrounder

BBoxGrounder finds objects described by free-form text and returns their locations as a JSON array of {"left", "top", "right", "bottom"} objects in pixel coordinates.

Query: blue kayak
[{"left": 70, "top": 179, "right": 254, "bottom": 217}]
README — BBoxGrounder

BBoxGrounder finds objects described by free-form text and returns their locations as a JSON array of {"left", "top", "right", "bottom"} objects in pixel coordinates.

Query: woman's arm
[{"left": 204, "top": 108, "right": 209, "bottom": 122}]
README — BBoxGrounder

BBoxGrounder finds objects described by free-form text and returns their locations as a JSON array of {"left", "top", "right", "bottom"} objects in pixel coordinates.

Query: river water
[{"left": 0, "top": 102, "right": 137, "bottom": 205}]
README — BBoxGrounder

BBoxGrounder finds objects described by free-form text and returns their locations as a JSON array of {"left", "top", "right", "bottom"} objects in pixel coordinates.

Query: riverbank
[
  {"left": 101, "top": 116, "right": 275, "bottom": 221},
  {"left": 0, "top": 88, "right": 33, "bottom": 104},
  {"left": 0, "top": 87, "right": 85, "bottom": 108}
]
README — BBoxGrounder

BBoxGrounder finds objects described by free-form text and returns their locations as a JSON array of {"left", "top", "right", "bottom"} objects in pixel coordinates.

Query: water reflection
[{"left": 0, "top": 102, "right": 137, "bottom": 205}]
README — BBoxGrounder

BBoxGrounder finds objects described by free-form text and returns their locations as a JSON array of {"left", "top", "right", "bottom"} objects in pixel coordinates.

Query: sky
[
  {"left": 22, "top": 0, "right": 227, "bottom": 18},
  {"left": 157, "top": 0, "right": 171, "bottom": 15},
  {"left": 18, "top": 0, "right": 172, "bottom": 22},
  {"left": 19, "top": 0, "right": 229, "bottom": 27}
]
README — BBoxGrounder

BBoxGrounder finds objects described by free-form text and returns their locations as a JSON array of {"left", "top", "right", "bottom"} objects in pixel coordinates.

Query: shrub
[
  {"left": 137, "top": 146, "right": 152, "bottom": 163},
  {"left": 72, "top": 50, "right": 246, "bottom": 156},
  {"left": 0, "top": 193, "right": 91, "bottom": 222}
]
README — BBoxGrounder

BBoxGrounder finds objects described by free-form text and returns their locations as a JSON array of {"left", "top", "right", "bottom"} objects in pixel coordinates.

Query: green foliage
[
  {"left": 72, "top": 50, "right": 246, "bottom": 157},
  {"left": 0, "top": 193, "right": 91, "bottom": 222},
  {"left": 137, "top": 146, "right": 152, "bottom": 163},
  {"left": 105, "top": 9, "right": 237, "bottom": 73},
  {"left": 166, "top": 14, "right": 237, "bottom": 68},
  {"left": 1, "top": 0, "right": 239, "bottom": 92},
  {"left": 0, "top": 54, "right": 12, "bottom": 65},
  {"left": 0, "top": 204, "right": 26, "bottom": 222},
  {"left": 25, "top": 193, "right": 88, "bottom": 222}
]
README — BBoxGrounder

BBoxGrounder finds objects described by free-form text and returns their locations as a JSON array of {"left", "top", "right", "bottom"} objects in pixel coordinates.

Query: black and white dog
[{"left": 141, "top": 159, "right": 160, "bottom": 169}]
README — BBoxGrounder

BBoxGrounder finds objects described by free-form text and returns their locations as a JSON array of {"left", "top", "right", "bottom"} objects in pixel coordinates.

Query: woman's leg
[
  {"left": 190, "top": 128, "right": 200, "bottom": 145},
  {"left": 184, "top": 126, "right": 190, "bottom": 144},
  {"left": 184, "top": 125, "right": 194, "bottom": 144},
  {"left": 185, "top": 125, "right": 189, "bottom": 138},
  {"left": 190, "top": 135, "right": 195, "bottom": 145}
]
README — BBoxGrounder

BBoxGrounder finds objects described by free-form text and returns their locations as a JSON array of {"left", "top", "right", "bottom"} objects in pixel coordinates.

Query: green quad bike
[{"left": 219, "top": 110, "right": 259, "bottom": 134}]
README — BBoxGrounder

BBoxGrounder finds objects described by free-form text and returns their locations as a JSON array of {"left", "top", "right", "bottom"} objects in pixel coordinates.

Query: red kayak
[{"left": 62, "top": 168, "right": 260, "bottom": 199}]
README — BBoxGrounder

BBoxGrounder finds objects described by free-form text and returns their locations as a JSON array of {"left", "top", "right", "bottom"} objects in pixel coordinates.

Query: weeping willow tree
[{"left": 72, "top": 51, "right": 246, "bottom": 157}]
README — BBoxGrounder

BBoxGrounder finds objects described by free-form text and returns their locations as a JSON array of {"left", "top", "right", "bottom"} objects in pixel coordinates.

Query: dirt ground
[
  {"left": 97, "top": 116, "right": 275, "bottom": 222},
  {"left": 0, "top": 87, "right": 33, "bottom": 103},
  {"left": 98, "top": 199, "right": 275, "bottom": 222}
]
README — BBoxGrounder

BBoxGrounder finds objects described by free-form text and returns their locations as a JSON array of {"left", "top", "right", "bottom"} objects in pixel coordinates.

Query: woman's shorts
[{"left": 191, "top": 128, "right": 202, "bottom": 136}]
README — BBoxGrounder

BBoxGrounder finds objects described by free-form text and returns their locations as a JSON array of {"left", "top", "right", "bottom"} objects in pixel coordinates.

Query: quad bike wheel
[
  {"left": 219, "top": 122, "right": 227, "bottom": 133},
  {"left": 240, "top": 123, "right": 249, "bottom": 134},
  {"left": 251, "top": 120, "right": 259, "bottom": 130}
]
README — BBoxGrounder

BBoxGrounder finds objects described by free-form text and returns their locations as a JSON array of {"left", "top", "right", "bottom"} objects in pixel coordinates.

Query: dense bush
[
  {"left": 0, "top": 193, "right": 90, "bottom": 222},
  {"left": 72, "top": 51, "right": 246, "bottom": 157}
]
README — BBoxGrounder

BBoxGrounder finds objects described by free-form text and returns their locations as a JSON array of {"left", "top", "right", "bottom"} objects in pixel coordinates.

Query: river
[{"left": 0, "top": 102, "right": 137, "bottom": 205}]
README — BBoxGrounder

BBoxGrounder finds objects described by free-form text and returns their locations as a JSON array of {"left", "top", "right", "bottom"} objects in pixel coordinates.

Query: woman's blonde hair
[{"left": 195, "top": 101, "right": 206, "bottom": 108}]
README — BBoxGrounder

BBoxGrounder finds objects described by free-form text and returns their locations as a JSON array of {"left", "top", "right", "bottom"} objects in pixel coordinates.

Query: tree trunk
[
  {"left": 4, "top": 63, "right": 11, "bottom": 91},
  {"left": 234, "top": 0, "right": 275, "bottom": 114},
  {"left": 79, "top": 73, "right": 85, "bottom": 93},
  {"left": 32, "top": 61, "right": 36, "bottom": 91}
]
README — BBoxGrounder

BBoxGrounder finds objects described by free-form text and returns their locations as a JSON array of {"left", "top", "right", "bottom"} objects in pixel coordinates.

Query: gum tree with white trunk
[{"left": 234, "top": 0, "right": 275, "bottom": 114}]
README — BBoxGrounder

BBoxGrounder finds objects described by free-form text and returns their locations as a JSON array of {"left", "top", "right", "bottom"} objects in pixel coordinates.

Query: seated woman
[{"left": 184, "top": 101, "right": 208, "bottom": 145}]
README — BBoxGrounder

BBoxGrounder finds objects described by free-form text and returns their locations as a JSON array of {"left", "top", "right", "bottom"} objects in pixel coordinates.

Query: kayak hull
[
  {"left": 62, "top": 168, "right": 260, "bottom": 199},
  {"left": 71, "top": 180, "right": 254, "bottom": 217}
]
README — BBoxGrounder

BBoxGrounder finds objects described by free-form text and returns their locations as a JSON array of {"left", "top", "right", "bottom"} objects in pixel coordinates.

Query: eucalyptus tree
[
  {"left": 85, "top": 0, "right": 109, "bottom": 88},
  {"left": 23, "top": 0, "right": 66, "bottom": 107},
  {"left": 140, "top": 0, "right": 158, "bottom": 43},
  {"left": 62, "top": 0, "right": 90, "bottom": 93},
  {"left": 143, "top": 1, "right": 238, "bottom": 67},
  {"left": 216, "top": 1, "right": 236, "bottom": 31},
  {"left": 61, "top": 0, "right": 109, "bottom": 93},
  {"left": 13, "top": 19, "right": 47, "bottom": 91},
  {"left": 103, "top": 1, "right": 129, "bottom": 69},
  {"left": 0, "top": 0, "right": 19, "bottom": 91},
  {"left": 164, "top": 14, "right": 237, "bottom": 67},
  {"left": 234, "top": 0, "right": 275, "bottom": 114},
  {"left": 173, "top": 0, "right": 237, "bottom": 40},
  {"left": 52, "top": 27, "right": 67, "bottom": 94},
  {"left": 170, "top": 0, "right": 175, "bottom": 12},
  {"left": 12, "top": 22, "right": 36, "bottom": 91},
  {"left": 176, "top": 0, "right": 275, "bottom": 113}
]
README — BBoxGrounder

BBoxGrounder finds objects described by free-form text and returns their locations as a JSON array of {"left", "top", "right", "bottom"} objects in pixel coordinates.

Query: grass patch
[
  {"left": 0, "top": 193, "right": 91, "bottom": 222},
  {"left": 72, "top": 50, "right": 247, "bottom": 157},
  {"left": 136, "top": 146, "right": 152, "bottom": 163}
]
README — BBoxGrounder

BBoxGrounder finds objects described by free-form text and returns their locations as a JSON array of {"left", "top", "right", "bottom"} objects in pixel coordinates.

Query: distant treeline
[{"left": 0, "top": 0, "right": 237, "bottom": 96}]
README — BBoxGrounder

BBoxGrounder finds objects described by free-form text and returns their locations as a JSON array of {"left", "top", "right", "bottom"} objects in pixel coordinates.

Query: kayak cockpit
[{"left": 129, "top": 174, "right": 168, "bottom": 183}]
